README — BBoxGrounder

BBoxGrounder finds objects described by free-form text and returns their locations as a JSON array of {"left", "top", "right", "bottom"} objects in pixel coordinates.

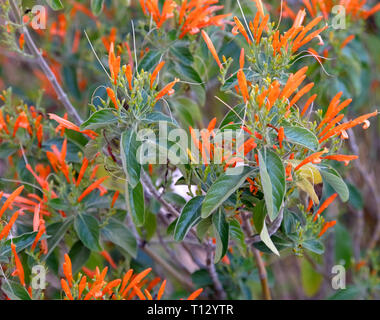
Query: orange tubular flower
[
  {"left": 100, "top": 251, "right": 117, "bottom": 269},
  {"left": 19, "top": 33, "right": 25, "bottom": 50},
  {"left": 63, "top": 253, "right": 73, "bottom": 287},
  {"left": 320, "top": 154, "right": 358, "bottom": 166},
  {"left": 0, "top": 109, "right": 10, "bottom": 134},
  {"left": 155, "top": 78, "right": 180, "bottom": 101},
  {"left": 11, "top": 243, "right": 25, "bottom": 286},
  {"left": 0, "top": 210, "right": 21, "bottom": 240},
  {"left": 111, "top": 191, "right": 120, "bottom": 208},
  {"left": 13, "top": 111, "right": 32, "bottom": 137},
  {"left": 106, "top": 87, "right": 118, "bottom": 110},
  {"left": 301, "top": 93, "right": 317, "bottom": 116},
  {"left": 187, "top": 288, "right": 204, "bottom": 300},
  {"left": 313, "top": 193, "right": 338, "bottom": 222},
  {"left": 76, "top": 158, "right": 89, "bottom": 187},
  {"left": 0, "top": 186, "right": 24, "bottom": 219},
  {"left": 150, "top": 61, "right": 165, "bottom": 89},
  {"left": 201, "top": 30, "right": 222, "bottom": 69},
  {"left": 278, "top": 127, "right": 285, "bottom": 149},
  {"left": 77, "top": 176, "right": 109, "bottom": 202},
  {"left": 233, "top": 16, "right": 252, "bottom": 45},
  {"left": 61, "top": 279, "right": 74, "bottom": 300},
  {"left": 48, "top": 114, "right": 98, "bottom": 139},
  {"left": 121, "top": 267, "right": 152, "bottom": 298},
  {"left": 123, "top": 64, "right": 133, "bottom": 91},
  {"left": 237, "top": 69, "right": 249, "bottom": 103},
  {"left": 255, "top": 14, "right": 269, "bottom": 44},
  {"left": 295, "top": 148, "right": 328, "bottom": 171},
  {"left": 340, "top": 34, "right": 355, "bottom": 49},
  {"left": 318, "top": 220, "right": 337, "bottom": 237},
  {"left": 108, "top": 43, "right": 121, "bottom": 85},
  {"left": 157, "top": 279, "right": 166, "bottom": 300},
  {"left": 31, "top": 221, "right": 46, "bottom": 252},
  {"left": 78, "top": 276, "right": 87, "bottom": 299},
  {"left": 287, "top": 82, "right": 314, "bottom": 110}
]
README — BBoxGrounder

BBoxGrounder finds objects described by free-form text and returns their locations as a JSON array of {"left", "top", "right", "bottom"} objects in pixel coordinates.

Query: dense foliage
[{"left": 0, "top": 0, "right": 379, "bottom": 300}]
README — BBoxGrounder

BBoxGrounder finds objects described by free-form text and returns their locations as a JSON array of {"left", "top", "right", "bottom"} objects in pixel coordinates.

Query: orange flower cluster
[
  {"left": 289, "top": 0, "right": 380, "bottom": 21},
  {"left": 140, "top": 0, "right": 231, "bottom": 38},
  {"left": 305, "top": 193, "right": 338, "bottom": 237},
  {"left": 189, "top": 118, "right": 257, "bottom": 170},
  {"left": 231, "top": 10, "right": 327, "bottom": 55},
  {"left": 60, "top": 254, "right": 203, "bottom": 300},
  {"left": 316, "top": 92, "right": 378, "bottom": 144},
  {"left": 0, "top": 106, "right": 44, "bottom": 147}
]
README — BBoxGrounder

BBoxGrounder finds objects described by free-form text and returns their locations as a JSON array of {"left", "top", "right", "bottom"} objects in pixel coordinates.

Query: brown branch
[
  {"left": 206, "top": 248, "right": 227, "bottom": 300},
  {"left": 241, "top": 212, "right": 272, "bottom": 300},
  {"left": 9, "top": 0, "right": 83, "bottom": 125},
  {"left": 347, "top": 128, "right": 380, "bottom": 250}
]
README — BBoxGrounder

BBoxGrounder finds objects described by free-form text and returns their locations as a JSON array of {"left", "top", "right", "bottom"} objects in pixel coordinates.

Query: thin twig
[
  {"left": 141, "top": 170, "right": 180, "bottom": 218},
  {"left": 206, "top": 246, "right": 227, "bottom": 300},
  {"left": 9, "top": 0, "right": 83, "bottom": 125}
]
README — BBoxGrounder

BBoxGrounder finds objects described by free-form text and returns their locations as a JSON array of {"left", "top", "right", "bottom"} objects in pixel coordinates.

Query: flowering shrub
[{"left": 0, "top": 0, "right": 379, "bottom": 300}]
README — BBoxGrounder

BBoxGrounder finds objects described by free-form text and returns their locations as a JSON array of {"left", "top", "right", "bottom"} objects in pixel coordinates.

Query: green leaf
[
  {"left": 46, "top": 0, "right": 64, "bottom": 10},
  {"left": 282, "top": 125, "right": 319, "bottom": 151},
  {"left": 328, "top": 286, "right": 361, "bottom": 300},
  {"left": 68, "top": 241, "right": 91, "bottom": 273},
  {"left": 81, "top": 109, "right": 117, "bottom": 130},
  {"left": 170, "top": 41, "right": 193, "bottom": 64},
  {"left": 260, "top": 222, "right": 280, "bottom": 256},
  {"left": 0, "top": 232, "right": 39, "bottom": 256},
  {"left": 201, "top": 166, "right": 255, "bottom": 218},
  {"left": 258, "top": 149, "right": 286, "bottom": 221},
  {"left": 91, "top": 0, "right": 104, "bottom": 16},
  {"left": 143, "top": 211, "right": 157, "bottom": 241},
  {"left": 43, "top": 217, "right": 74, "bottom": 261},
  {"left": 74, "top": 214, "right": 102, "bottom": 252},
  {"left": 101, "top": 218, "right": 137, "bottom": 258},
  {"left": 1, "top": 280, "right": 31, "bottom": 300},
  {"left": 174, "top": 196, "right": 204, "bottom": 241},
  {"left": 141, "top": 111, "right": 179, "bottom": 127},
  {"left": 176, "top": 62, "right": 203, "bottom": 86},
  {"left": 212, "top": 209, "right": 229, "bottom": 263},
  {"left": 196, "top": 216, "right": 212, "bottom": 240},
  {"left": 0, "top": 142, "right": 18, "bottom": 158},
  {"left": 220, "top": 104, "right": 245, "bottom": 128},
  {"left": 252, "top": 199, "right": 266, "bottom": 234},
  {"left": 121, "top": 129, "right": 141, "bottom": 188},
  {"left": 229, "top": 218, "right": 247, "bottom": 255},
  {"left": 320, "top": 168, "right": 349, "bottom": 202},
  {"left": 138, "top": 50, "right": 161, "bottom": 72},
  {"left": 128, "top": 182, "right": 145, "bottom": 227},
  {"left": 302, "top": 239, "right": 325, "bottom": 255},
  {"left": 167, "top": 218, "right": 178, "bottom": 236},
  {"left": 48, "top": 198, "right": 69, "bottom": 211},
  {"left": 253, "top": 234, "right": 291, "bottom": 253}
]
